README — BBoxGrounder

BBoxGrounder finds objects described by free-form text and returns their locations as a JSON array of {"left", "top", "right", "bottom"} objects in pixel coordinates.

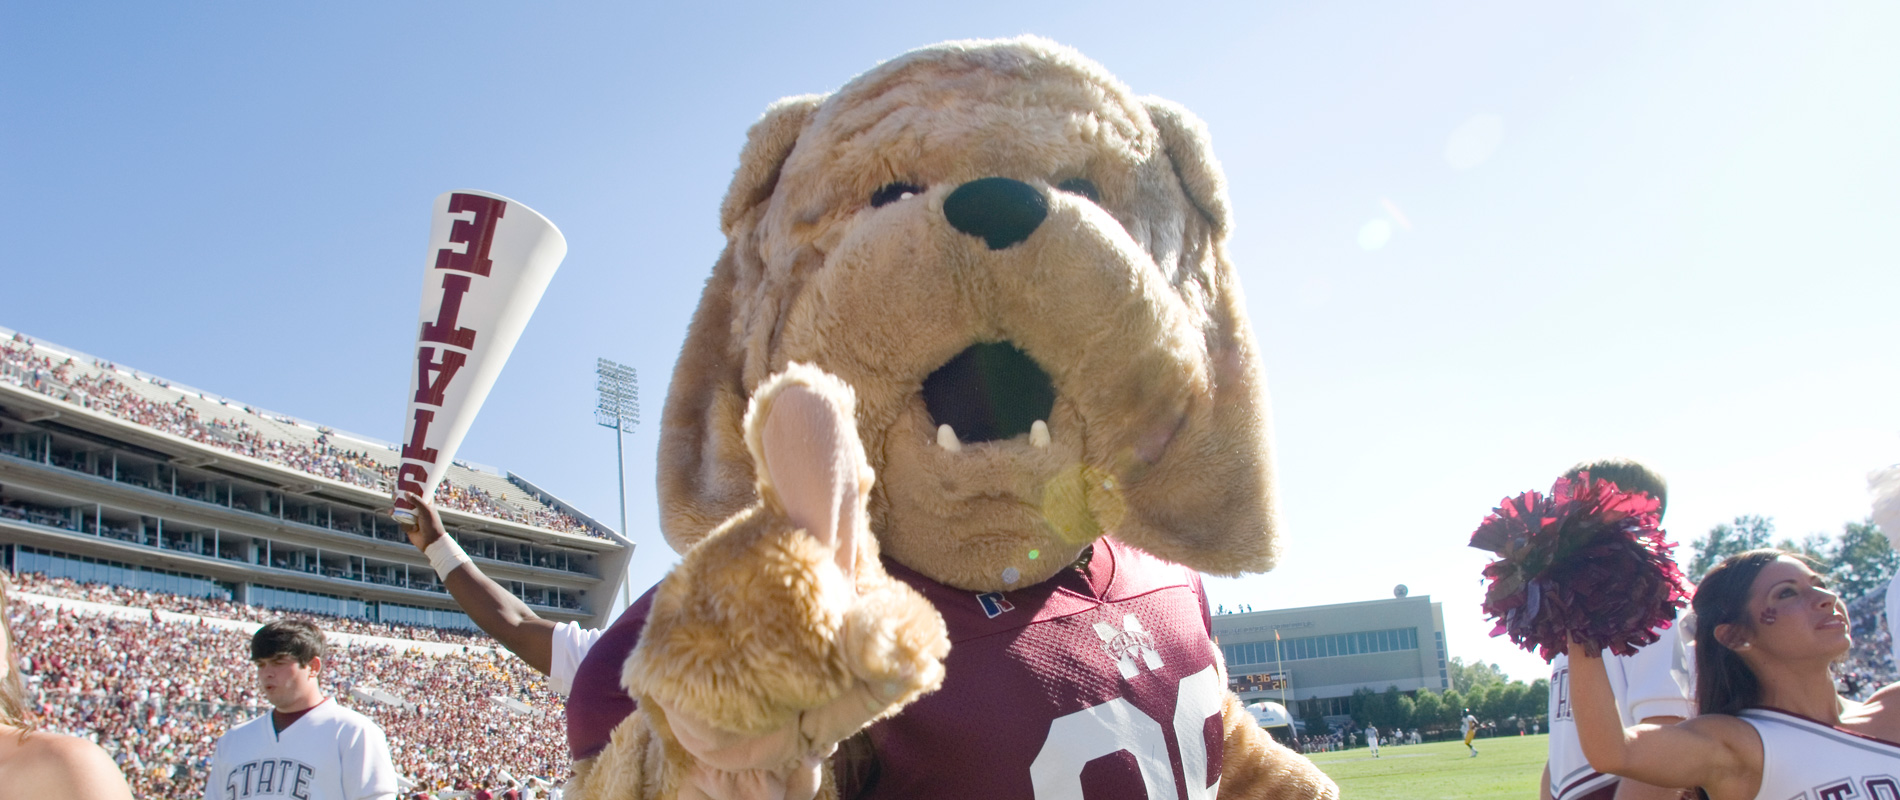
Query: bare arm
[
  {"left": 1568, "top": 642, "right": 1756, "bottom": 798},
  {"left": 16, "top": 734, "right": 134, "bottom": 800},
  {"left": 1609, "top": 716, "right": 1687, "bottom": 800},
  {"left": 397, "top": 491, "right": 557, "bottom": 674}
]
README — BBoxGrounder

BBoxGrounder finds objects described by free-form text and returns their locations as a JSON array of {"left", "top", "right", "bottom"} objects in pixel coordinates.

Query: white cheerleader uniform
[{"left": 1737, "top": 708, "right": 1900, "bottom": 800}]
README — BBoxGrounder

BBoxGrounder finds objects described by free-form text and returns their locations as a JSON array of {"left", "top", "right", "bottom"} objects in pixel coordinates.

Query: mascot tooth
[{"left": 563, "top": 36, "right": 1338, "bottom": 800}]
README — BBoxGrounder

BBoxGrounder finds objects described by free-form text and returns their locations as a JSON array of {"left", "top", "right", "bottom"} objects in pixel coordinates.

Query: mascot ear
[
  {"left": 1142, "top": 98, "right": 1231, "bottom": 239},
  {"left": 719, "top": 94, "right": 825, "bottom": 235},
  {"left": 658, "top": 95, "right": 823, "bottom": 553},
  {"left": 1111, "top": 99, "right": 1279, "bottom": 576}
]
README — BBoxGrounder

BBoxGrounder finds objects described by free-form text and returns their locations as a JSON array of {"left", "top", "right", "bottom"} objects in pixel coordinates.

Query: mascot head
[{"left": 659, "top": 36, "right": 1280, "bottom": 591}]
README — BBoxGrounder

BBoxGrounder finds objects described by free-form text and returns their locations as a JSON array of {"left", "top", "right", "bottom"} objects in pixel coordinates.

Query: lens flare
[
  {"left": 1039, "top": 463, "right": 1126, "bottom": 545},
  {"left": 1358, "top": 219, "right": 1394, "bottom": 251}
]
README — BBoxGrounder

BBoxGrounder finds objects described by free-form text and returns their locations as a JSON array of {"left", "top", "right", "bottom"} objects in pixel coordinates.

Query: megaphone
[{"left": 392, "top": 190, "right": 566, "bottom": 522}]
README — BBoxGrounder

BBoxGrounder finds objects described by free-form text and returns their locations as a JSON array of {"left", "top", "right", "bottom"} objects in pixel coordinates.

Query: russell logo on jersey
[{"left": 975, "top": 591, "right": 1016, "bottom": 619}]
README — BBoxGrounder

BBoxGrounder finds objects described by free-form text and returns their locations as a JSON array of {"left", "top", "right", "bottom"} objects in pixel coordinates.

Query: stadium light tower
[{"left": 595, "top": 359, "right": 638, "bottom": 541}]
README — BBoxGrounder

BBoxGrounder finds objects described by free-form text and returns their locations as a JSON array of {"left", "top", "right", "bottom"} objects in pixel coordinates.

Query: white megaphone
[{"left": 392, "top": 190, "right": 566, "bottom": 523}]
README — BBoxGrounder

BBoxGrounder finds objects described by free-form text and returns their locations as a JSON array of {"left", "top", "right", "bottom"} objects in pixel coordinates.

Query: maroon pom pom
[{"left": 1468, "top": 473, "right": 1690, "bottom": 662}]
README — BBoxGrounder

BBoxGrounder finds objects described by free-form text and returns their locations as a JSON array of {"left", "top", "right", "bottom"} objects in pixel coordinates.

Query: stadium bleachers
[
  {"left": 0, "top": 325, "right": 633, "bottom": 798},
  {"left": 0, "top": 332, "right": 608, "bottom": 541},
  {"left": 11, "top": 570, "right": 567, "bottom": 799}
]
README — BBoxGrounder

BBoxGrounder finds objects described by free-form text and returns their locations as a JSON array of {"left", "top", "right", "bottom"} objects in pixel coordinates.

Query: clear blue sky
[{"left": 5, "top": 2, "right": 1896, "bottom": 681}]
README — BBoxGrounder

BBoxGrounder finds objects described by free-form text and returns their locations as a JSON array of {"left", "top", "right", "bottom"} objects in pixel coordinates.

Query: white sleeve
[
  {"left": 204, "top": 742, "right": 226, "bottom": 800},
  {"left": 1612, "top": 622, "right": 1695, "bottom": 724},
  {"left": 549, "top": 621, "right": 606, "bottom": 697},
  {"left": 342, "top": 717, "right": 400, "bottom": 800}
]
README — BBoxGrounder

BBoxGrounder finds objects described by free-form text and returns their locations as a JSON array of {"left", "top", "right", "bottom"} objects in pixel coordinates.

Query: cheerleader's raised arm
[{"left": 1563, "top": 639, "right": 1759, "bottom": 799}]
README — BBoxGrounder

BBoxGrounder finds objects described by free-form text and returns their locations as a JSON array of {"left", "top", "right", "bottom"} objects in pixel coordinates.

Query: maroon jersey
[
  {"left": 567, "top": 538, "right": 1225, "bottom": 800},
  {"left": 567, "top": 584, "right": 655, "bottom": 760},
  {"left": 860, "top": 538, "right": 1224, "bottom": 800}
]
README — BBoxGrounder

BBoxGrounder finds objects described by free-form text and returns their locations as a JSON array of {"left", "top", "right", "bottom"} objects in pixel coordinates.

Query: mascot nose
[{"left": 943, "top": 178, "right": 1047, "bottom": 250}]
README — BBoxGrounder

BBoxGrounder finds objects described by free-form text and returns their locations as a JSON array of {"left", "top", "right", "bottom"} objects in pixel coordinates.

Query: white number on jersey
[{"left": 1028, "top": 665, "right": 1224, "bottom": 799}]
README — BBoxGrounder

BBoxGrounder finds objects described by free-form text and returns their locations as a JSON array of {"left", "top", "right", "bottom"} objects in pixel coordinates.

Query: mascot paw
[{"left": 621, "top": 365, "right": 948, "bottom": 796}]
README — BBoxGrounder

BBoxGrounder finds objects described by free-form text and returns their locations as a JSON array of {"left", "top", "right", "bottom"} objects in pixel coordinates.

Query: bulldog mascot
[{"left": 565, "top": 37, "right": 1338, "bottom": 800}]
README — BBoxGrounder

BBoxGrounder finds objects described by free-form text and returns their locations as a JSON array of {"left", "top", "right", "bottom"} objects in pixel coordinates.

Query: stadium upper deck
[{"left": 0, "top": 326, "right": 632, "bottom": 629}]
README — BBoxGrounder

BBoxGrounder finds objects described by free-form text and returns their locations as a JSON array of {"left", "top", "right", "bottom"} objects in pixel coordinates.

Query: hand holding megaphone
[{"left": 393, "top": 190, "right": 566, "bottom": 523}]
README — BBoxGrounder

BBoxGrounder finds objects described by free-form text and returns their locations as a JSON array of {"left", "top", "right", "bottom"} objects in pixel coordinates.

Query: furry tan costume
[{"left": 566, "top": 36, "right": 1338, "bottom": 800}]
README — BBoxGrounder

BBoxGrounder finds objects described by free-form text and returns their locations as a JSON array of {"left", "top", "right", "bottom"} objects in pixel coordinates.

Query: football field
[{"left": 1307, "top": 734, "right": 1547, "bottom": 799}]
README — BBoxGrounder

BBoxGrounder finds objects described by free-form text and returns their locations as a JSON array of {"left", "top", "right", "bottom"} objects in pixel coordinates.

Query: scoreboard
[{"left": 1230, "top": 672, "right": 1287, "bottom": 693}]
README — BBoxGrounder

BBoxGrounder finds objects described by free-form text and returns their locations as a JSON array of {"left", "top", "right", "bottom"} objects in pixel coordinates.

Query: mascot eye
[
  {"left": 871, "top": 182, "right": 925, "bottom": 207},
  {"left": 1056, "top": 178, "right": 1100, "bottom": 204}
]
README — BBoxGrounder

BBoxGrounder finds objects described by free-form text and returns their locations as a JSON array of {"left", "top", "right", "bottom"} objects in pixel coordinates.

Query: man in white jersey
[
  {"left": 1365, "top": 724, "right": 1379, "bottom": 757},
  {"left": 206, "top": 619, "right": 397, "bottom": 800},
  {"left": 397, "top": 492, "right": 601, "bottom": 695},
  {"left": 1539, "top": 458, "right": 1694, "bottom": 800},
  {"left": 1463, "top": 710, "right": 1481, "bottom": 757}
]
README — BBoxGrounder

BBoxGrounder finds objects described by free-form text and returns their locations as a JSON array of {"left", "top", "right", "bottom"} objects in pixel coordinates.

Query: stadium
[
  {"left": 0, "top": 325, "right": 630, "bottom": 797},
  {"left": 8, "top": 319, "right": 1899, "bottom": 799}
]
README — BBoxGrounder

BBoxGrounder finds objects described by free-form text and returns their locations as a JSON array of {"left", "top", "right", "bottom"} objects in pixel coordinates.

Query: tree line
[
  {"left": 1306, "top": 658, "right": 1547, "bottom": 737},
  {"left": 1685, "top": 516, "right": 1892, "bottom": 592}
]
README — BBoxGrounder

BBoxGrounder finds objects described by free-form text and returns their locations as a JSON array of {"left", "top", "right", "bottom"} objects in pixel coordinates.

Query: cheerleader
[{"left": 1569, "top": 550, "right": 1900, "bottom": 800}]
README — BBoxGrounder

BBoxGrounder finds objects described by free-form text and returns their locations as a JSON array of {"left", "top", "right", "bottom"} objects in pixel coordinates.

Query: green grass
[{"left": 1306, "top": 734, "right": 1547, "bottom": 800}]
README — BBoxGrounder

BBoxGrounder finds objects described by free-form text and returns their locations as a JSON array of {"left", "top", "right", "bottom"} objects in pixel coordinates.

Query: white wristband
[{"left": 426, "top": 535, "right": 473, "bottom": 580}]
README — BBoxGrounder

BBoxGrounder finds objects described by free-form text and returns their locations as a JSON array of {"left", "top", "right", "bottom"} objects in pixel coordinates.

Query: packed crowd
[
  {"left": 12, "top": 572, "right": 496, "bottom": 647},
  {"left": 0, "top": 335, "right": 605, "bottom": 540},
  {"left": 1837, "top": 586, "right": 1895, "bottom": 701},
  {"left": 19, "top": 603, "right": 252, "bottom": 797},
  {"left": 11, "top": 578, "right": 568, "bottom": 798},
  {"left": 434, "top": 479, "right": 595, "bottom": 539},
  {"left": 328, "top": 642, "right": 566, "bottom": 796}
]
